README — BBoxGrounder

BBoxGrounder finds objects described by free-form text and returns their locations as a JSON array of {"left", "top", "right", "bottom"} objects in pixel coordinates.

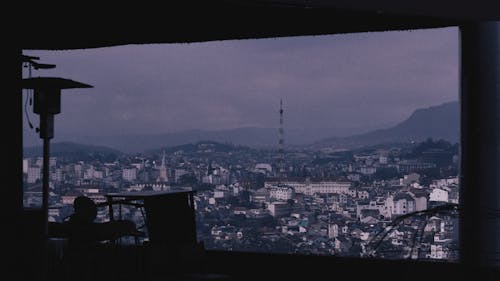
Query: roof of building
[
  {"left": 394, "top": 193, "right": 415, "bottom": 201},
  {"left": 409, "top": 188, "right": 429, "bottom": 198},
  {"left": 361, "top": 209, "right": 381, "bottom": 216}
]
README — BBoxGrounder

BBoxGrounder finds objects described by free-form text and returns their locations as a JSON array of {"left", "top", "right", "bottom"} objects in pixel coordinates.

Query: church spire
[{"left": 158, "top": 150, "right": 168, "bottom": 182}]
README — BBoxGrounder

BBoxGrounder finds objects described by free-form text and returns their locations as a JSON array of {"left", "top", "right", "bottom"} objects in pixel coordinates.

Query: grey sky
[{"left": 23, "top": 27, "right": 458, "bottom": 145}]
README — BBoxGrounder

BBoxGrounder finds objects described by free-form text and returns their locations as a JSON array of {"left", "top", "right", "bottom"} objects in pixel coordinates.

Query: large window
[{"left": 22, "top": 26, "right": 459, "bottom": 261}]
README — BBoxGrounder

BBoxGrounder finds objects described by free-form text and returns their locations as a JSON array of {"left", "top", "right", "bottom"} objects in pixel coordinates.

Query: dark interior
[{"left": 5, "top": 2, "right": 500, "bottom": 280}]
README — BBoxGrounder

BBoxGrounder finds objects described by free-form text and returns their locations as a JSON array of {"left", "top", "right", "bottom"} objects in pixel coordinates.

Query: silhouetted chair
[{"left": 48, "top": 196, "right": 142, "bottom": 281}]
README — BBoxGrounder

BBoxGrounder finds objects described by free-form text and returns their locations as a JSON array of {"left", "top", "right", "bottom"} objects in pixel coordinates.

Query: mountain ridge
[
  {"left": 23, "top": 141, "right": 123, "bottom": 160},
  {"left": 311, "top": 101, "right": 459, "bottom": 149},
  {"left": 23, "top": 101, "right": 459, "bottom": 153}
]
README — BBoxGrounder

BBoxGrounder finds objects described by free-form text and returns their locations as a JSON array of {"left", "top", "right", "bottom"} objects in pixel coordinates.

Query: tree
[{"left": 373, "top": 167, "right": 400, "bottom": 181}]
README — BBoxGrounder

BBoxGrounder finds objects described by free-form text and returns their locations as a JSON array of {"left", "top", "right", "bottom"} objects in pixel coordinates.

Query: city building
[
  {"left": 267, "top": 201, "right": 291, "bottom": 217},
  {"left": 430, "top": 188, "right": 449, "bottom": 202},
  {"left": 27, "top": 166, "right": 41, "bottom": 184},
  {"left": 268, "top": 185, "right": 294, "bottom": 201},
  {"left": 397, "top": 160, "right": 436, "bottom": 173},
  {"left": 122, "top": 167, "right": 137, "bottom": 182},
  {"left": 265, "top": 178, "right": 352, "bottom": 196}
]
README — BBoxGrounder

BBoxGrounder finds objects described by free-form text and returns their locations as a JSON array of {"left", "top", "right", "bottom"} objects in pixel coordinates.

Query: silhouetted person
[{"left": 64, "top": 196, "right": 137, "bottom": 281}]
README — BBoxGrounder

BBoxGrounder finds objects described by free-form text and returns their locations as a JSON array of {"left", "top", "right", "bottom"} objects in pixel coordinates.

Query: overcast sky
[{"left": 23, "top": 27, "right": 458, "bottom": 145}]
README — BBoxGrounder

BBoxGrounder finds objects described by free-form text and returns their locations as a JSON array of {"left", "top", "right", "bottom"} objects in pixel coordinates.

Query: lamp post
[{"left": 21, "top": 76, "right": 92, "bottom": 279}]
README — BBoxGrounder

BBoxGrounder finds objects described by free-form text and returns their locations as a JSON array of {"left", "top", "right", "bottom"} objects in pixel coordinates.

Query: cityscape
[
  {"left": 23, "top": 135, "right": 460, "bottom": 261},
  {"left": 21, "top": 28, "right": 461, "bottom": 264}
]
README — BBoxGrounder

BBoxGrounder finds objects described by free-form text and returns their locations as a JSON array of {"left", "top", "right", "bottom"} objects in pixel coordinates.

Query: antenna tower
[{"left": 278, "top": 98, "right": 285, "bottom": 178}]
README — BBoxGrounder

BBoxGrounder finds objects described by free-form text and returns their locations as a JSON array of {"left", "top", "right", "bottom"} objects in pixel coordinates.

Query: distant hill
[
  {"left": 52, "top": 128, "right": 276, "bottom": 154},
  {"left": 145, "top": 140, "right": 251, "bottom": 155},
  {"left": 38, "top": 101, "right": 459, "bottom": 153},
  {"left": 312, "top": 101, "right": 459, "bottom": 150},
  {"left": 54, "top": 127, "right": 345, "bottom": 153},
  {"left": 23, "top": 141, "right": 123, "bottom": 161}
]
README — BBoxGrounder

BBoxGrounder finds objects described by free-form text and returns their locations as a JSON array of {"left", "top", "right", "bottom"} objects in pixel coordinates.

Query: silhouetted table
[
  {"left": 105, "top": 190, "right": 201, "bottom": 277},
  {"left": 104, "top": 190, "right": 197, "bottom": 246}
]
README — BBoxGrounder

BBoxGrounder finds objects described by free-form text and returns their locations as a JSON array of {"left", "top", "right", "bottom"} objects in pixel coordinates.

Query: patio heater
[{"left": 22, "top": 64, "right": 92, "bottom": 279}]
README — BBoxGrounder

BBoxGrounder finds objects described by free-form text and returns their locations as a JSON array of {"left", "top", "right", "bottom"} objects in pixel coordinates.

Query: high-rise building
[
  {"left": 74, "top": 164, "right": 83, "bottom": 178},
  {"left": 23, "top": 159, "right": 29, "bottom": 174},
  {"left": 27, "top": 166, "right": 41, "bottom": 184}
]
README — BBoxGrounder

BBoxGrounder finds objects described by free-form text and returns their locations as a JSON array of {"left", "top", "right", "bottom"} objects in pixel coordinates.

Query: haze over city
[{"left": 23, "top": 27, "right": 458, "bottom": 148}]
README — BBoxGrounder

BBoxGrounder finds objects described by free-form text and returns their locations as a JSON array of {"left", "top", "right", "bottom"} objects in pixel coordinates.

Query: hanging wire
[
  {"left": 24, "top": 88, "right": 33, "bottom": 128},
  {"left": 366, "top": 203, "right": 460, "bottom": 259},
  {"left": 23, "top": 61, "right": 36, "bottom": 131},
  {"left": 408, "top": 214, "right": 428, "bottom": 259}
]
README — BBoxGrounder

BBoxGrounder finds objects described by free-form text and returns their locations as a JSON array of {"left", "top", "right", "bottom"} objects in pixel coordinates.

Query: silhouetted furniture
[
  {"left": 105, "top": 190, "right": 201, "bottom": 278},
  {"left": 105, "top": 190, "right": 197, "bottom": 246}
]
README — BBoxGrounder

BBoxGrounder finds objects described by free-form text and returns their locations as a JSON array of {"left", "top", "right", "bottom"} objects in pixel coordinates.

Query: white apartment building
[
  {"left": 83, "top": 166, "right": 95, "bottom": 180},
  {"left": 429, "top": 188, "right": 449, "bottom": 202},
  {"left": 50, "top": 168, "right": 63, "bottom": 182},
  {"left": 74, "top": 164, "right": 83, "bottom": 178},
  {"left": 255, "top": 163, "right": 273, "bottom": 174},
  {"left": 360, "top": 167, "right": 376, "bottom": 175},
  {"left": 430, "top": 244, "right": 447, "bottom": 259},
  {"left": 122, "top": 167, "right": 137, "bottom": 182},
  {"left": 27, "top": 166, "right": 41, "bottom": 183},
  {"left": 214, "top": 190, "right": 231, "bottom": 199},
  {"left": 356, "top": 200, "right": 391, "bottom": 219},
  {"left": 328, "top": 223, "right": 339, "bottom": 239},
  {"left": 267, "top": 202, "right": 291, "bottom": 217},
  {"left": 23, "top": 159, "right": 29, "bottom": 174},
  {"left": 268, "top": 185, "right": 294, "bottom": 201},
  {"left": 431, "top": 177, "right": 459, "bottom": 188},
  {"left": 266, "top": 179, "right": 351, "bottom": 196},
  {"left": 393, "top": 195, "right": 416, "bottom": 215}
]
